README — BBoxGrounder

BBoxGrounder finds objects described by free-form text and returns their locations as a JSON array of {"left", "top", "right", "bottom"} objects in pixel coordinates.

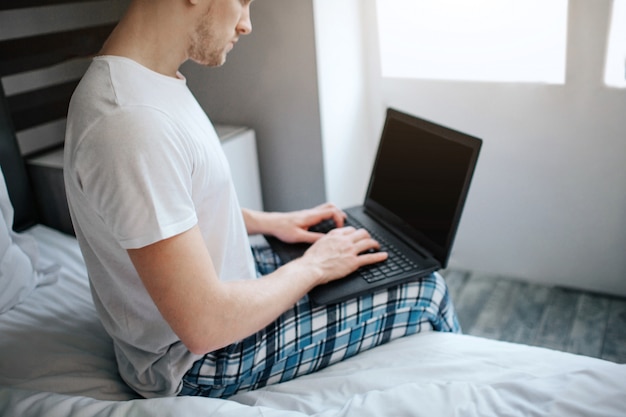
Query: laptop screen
[{"left": 365, "top": 109, "right": 482, "bottom": 266}]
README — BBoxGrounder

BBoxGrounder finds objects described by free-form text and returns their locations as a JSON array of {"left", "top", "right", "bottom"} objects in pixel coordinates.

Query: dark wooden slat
[
  {"left": 441, "top": 269, "right": 469, "bottom": 306},
  {"left": 0, "top": 85, "right": 39, "bottom": 231},
  {"left": 445, "top": 268, "right": 626, "bottom": 362},
  {"left": 451, "top": 273, "right": 497, "bottom": 333},
  {"left": 6, "top": 80, "right": 78, "bottom": 131},
  {"left": 470, "top": 279, "right": 519, "bottom": 340},
  {"left": 499, "top": 281, "right": 551, "bottom": 344},
  {"left": 566, "top": 294, "right": 610, "bottom": 358},
  {"left": 0, "top": 24, "right": 114, "bottom": 76},
  {"left": 0, "top": 0, "right": 98, "bottom": 11},
  {"left": 27, "top": 154, "right": 75, "bottom": 235},
  {"left": 601, "top": 298, "right": 626, "bottom": 363},
  {"left": 533, "top": 287, "right": 580, "bottom": 351}
]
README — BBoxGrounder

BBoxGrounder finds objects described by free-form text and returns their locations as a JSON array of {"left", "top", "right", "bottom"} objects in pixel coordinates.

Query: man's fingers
[
  {"left": 331, "top": 210, "right": 347, "bottom": 228},
  {"left": 311, "top": 203, "right": 346, "bottom": 228},
  {"left": 293, "top": 229, "right": 325, "bottom": 244},
  {"left": 328, "top": 228, "right": 383, "bottom": 257},
  {"left": 357, "top": 250, "right": 388, "bottom": 266},
  {"left": 353, "top": 236, "right": 381, "bottom": 254},
  {"left": 327, "top": 226, "right": 356, "bottom": 236}
]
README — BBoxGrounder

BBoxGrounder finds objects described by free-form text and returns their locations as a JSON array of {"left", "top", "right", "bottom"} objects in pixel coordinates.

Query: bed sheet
[
  {"left": 0, "top": 225, "right": 136, "bottom": 401},
  {"left": 1, "top": 225, "right": 625, "bottom": 417}
]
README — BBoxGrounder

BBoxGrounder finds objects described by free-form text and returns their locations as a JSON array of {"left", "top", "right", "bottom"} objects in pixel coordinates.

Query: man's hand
[
  {"left": 242, "top": 202, "right": 388, "bottom": 284},
  {"left": 243, "top": 203, "right": 347, "bottom": 244},
  {"left": 297, "top": 226, "right": 388, "bottom": 284}
]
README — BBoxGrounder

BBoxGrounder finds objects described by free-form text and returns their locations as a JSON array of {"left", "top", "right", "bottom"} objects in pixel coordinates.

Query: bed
[
  {"left": 2, "top": 199, "right": 626, "bottom": 417},
  {"left": 1, "top": 3, "right": 626, "bottom": 416}
]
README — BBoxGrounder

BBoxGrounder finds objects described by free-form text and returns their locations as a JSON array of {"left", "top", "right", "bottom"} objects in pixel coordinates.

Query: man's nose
[{"left": 237, "top": 8, "right": 252, "bottom": 35}]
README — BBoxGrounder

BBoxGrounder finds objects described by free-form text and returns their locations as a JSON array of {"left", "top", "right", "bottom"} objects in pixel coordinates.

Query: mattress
[{"left": 1, "top": 225, "right": 625, "bottom": 417}]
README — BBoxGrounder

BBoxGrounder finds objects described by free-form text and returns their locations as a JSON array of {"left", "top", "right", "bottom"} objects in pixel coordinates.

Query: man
[{"left": 64, "top": 0, "right": 459, "bottom": 399}]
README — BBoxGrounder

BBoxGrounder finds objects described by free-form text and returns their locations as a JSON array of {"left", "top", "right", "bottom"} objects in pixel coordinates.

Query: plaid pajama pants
[{"left": 179, "top": 244, "right": 461, "bottom": 398}]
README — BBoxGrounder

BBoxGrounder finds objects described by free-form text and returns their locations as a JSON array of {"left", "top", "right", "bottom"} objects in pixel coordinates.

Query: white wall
[
  {"left": 312, "top": 0, "right": 380, "bottom": 209},
  {"left": 317, "top": 0, "right": 626, "bottom": 296},
  {"left": 183, "top": 0, "right": 326, "bottom": 212}
]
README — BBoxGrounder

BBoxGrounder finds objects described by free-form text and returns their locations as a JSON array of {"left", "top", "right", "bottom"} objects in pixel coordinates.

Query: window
[
  {"left": 375, "top": 0, "right": 569, "bottom": 84},
  {"left": 605, "top": 0, "right": 626, "bottom": 88}
]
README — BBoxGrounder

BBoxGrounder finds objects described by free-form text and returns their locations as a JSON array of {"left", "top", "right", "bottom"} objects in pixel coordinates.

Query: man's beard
[{"left": 188, "top": 7, "right": 229, "bottom": 67}]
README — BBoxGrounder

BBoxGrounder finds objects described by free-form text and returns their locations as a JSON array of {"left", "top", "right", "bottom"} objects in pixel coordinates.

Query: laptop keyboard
[{"left": 309, "top": 217, "right": 419, "bottom": 283}]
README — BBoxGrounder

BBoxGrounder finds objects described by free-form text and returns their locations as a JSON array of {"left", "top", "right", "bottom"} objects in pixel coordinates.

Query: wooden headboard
[
  {"left": 0, "top": 0, "right": 126, "bottom": 231},
  {"left": 0, "top": 82, "right": 37, "bottom": 231}
]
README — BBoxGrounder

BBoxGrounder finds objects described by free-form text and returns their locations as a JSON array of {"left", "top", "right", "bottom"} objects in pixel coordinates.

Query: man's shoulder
[
  {"left": 69, "top": 58, "right": 187, "bottom": 138},
  {"left": 76, "top": 56, "right": 188, "bottom": 109}
]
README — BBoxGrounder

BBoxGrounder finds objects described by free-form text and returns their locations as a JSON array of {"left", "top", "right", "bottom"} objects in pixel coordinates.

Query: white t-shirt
[{"left": 64, "top": 56, "right": 257, "bottom": 398}]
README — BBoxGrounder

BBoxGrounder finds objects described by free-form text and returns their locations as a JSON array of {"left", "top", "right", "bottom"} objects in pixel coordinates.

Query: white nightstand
[{"left": 215, "top": 125, "right": 264, "bottom": 212}]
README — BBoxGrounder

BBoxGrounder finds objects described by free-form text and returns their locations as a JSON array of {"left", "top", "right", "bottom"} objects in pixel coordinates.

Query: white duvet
[{"left": 1, "top": 226, "right": 625, "bottom": 417}]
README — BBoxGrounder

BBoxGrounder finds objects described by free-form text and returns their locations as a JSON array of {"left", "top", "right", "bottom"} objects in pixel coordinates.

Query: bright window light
[
  {"left": 375, "top": 0, "right": 569, "bottom": 84},
  {"left": 605, "top": 0, "right": 626, "bottom": 88}
]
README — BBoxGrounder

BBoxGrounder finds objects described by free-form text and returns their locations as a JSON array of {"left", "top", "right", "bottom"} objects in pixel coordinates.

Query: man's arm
[
  {"left": 127, "top": 223, "right": 386, "bottom": 355},
  {"left": 242, "top": 203, "right": 346, "bottom": 244}
]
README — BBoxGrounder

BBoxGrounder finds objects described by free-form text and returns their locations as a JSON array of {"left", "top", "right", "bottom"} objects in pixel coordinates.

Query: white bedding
[{"left": 1, "top": 225, "right": 625, "bottom": 417}]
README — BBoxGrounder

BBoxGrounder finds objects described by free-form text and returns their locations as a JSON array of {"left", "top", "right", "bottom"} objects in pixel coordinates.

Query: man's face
[{"left": 188, "top": 0, "right": 253, "bottom": 67}]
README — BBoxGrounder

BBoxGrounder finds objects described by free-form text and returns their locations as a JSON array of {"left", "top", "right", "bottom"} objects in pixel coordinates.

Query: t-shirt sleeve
[{"left": 74, "top": 107, "right": 198, "bottom": 249}]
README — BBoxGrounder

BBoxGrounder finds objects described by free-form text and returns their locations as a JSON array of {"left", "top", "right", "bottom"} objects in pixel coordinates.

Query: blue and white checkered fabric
[{"left": 179, "top": 245, "right": 460, "bottom": 398}]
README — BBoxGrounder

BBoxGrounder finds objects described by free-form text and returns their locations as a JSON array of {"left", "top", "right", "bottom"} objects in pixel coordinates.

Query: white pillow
[{"left": 0, "top": 169, "right": 58, "bottom": 314}]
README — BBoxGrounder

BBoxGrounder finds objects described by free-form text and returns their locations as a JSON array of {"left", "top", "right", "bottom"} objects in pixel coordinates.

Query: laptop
[{"left": 265, "top": 108, "right": 482, "bottom": 305}]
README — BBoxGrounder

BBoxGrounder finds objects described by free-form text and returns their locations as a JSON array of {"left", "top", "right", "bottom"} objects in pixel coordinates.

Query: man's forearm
[
  {"left": 129, "top": 225, "right": 323, "bottom": 356},
  {"left": 242, "top": 208, "right": 280, "bottom": 235},
  {"left": 196, "top": 258, "right": 323, "bottom": 353}
]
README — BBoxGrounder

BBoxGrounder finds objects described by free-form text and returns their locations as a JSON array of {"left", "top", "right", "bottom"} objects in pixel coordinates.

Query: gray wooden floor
[{"left": 440, "top": 269, "right": 626, "bottom": 364}]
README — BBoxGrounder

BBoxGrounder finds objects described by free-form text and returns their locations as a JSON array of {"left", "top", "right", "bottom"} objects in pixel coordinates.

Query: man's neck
[{"left": 99, "top": 0, "right": 192, "bottom": 78}]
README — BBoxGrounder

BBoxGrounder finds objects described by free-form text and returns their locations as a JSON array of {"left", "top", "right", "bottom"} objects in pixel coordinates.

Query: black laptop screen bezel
[{"left": 363, "top": 108, "right": 482, "bottom": 268}]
